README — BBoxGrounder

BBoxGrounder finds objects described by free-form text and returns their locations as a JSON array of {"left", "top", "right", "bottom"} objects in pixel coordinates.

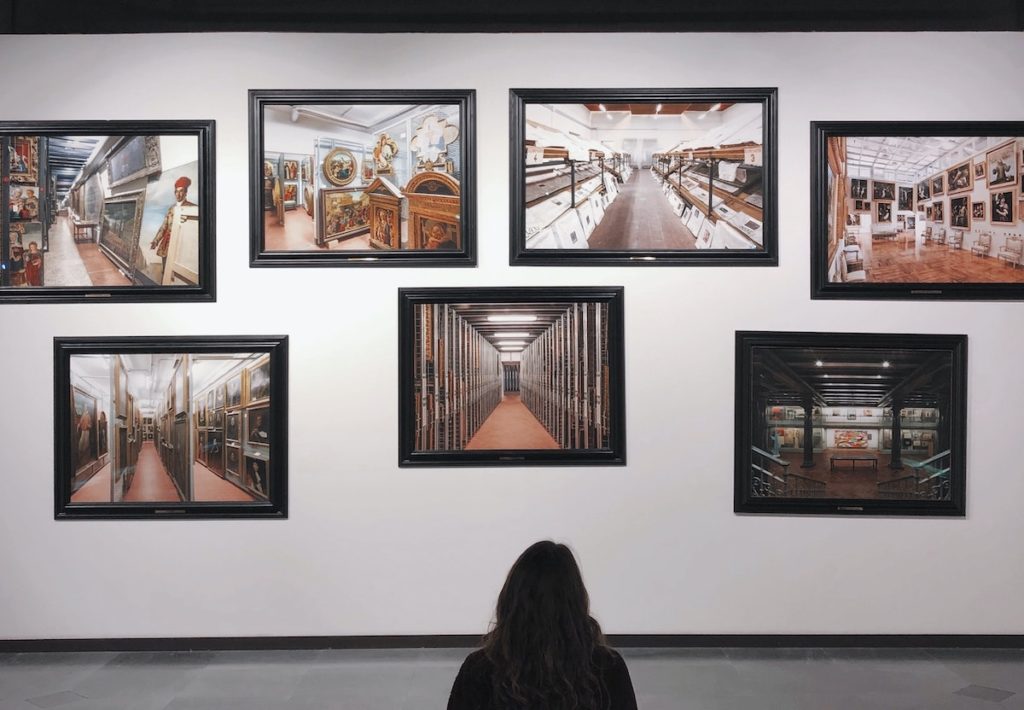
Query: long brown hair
[{"left": 482, "top": 541, "right": 609, "bottom": 710}]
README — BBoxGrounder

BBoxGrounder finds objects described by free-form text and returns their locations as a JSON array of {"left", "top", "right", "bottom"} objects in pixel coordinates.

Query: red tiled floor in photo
[
  {"left": 193, "top": 460, "right": 255, "bottom": 502},
  {"left": 465, "top": 393, "right": 559, "bottom": 450},
  {"left": 70, "top": 462, "right": 112, "bottom": 503},
  {"left": 264, "top": 210, "right": 372, "bottom": 251},
  {"left": 124, "top": 442, "right": 181, "bottom": 502}
]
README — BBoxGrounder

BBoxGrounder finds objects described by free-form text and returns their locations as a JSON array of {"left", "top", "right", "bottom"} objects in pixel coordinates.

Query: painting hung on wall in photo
[
  {"left": 398, "top": 287, "right": 626, "bottom": 466},
  {"left": 812, "top": 122, "right": 1024, "bottom": 299},
  {"left": 250, "top": 89, "right": 476, "bottom": 265},
  {"left": 509, "top": 88, "right": 777, "bottom": 265},
  {"left": 54, "top": 336, "right": 288, "bottom": 519},
  {"left": 734, "top": 331, "right": 967, "bottom": 516},
  {"left": 0, "top": 122, "right": 214, "bottom": 302}
]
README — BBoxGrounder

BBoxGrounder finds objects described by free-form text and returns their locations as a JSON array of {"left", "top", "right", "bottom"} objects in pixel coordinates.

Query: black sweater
[{"left": 446, "top": 647, "right": 638, "bottom": 710}]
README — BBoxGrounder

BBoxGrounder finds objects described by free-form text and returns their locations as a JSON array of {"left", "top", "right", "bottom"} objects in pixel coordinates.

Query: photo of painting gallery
[
  {"left": 68, "top": 352, "right": 272, "bottom": 504},
  {"left": 261, "top": 103, "right": 463, "bottom": 252},
  {"left": 2, "top": 134, "right": 201, "bottom": 289},
  {"left": 826, "top": 135, "right": 1024, "bottom": 284},
  {"left": 524, "top": 101, "right": 764, "bottom": 250},
  {"left": 747, "top": 346, "right": 956, "bottom": 502},
  {"left": 412, "top": 301, "right": 611, "bottom": 451}
]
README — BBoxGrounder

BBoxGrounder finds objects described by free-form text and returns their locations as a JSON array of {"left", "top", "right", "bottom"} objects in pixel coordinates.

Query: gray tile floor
[{"left": 1, "top": 647, "right": 1023, "bottom": 709}]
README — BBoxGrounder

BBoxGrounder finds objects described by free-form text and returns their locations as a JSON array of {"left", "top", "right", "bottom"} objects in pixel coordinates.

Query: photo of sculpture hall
[
  {"left": 827, "top": 136, "right": 1024, "bottom": 284},
  {"left": 2, "top": 134, "right": 200, "bottom": 289},
  {"left": 261, "top": 103, "right": 462, "bottom": 252},
  {"left": 413, "top": 301, "right": 611, "bottom": 451},
  {"left": 68, "top": 352, "right": 272, "bottom": 504},
  {"left": 748, "top": 346, "right": 955, "bottom": 502},
  {"left": 524, "top": 101, "right": 765, "bottom": 250}
]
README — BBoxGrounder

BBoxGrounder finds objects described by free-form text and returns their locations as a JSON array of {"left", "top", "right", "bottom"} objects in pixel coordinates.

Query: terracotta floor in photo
[
  {"left": 193, "top": 459, "right": 255, "bottom": 501},
  {"left": 588, "top": 170, "right": 697, "bottom": 249},
  {"left": 264, "top": 210, "right": 372, "bottom": 251},
  {"left": 465, "top": 393, "right": 559, "bottom": 450},
  {"left": 73, "top": 243, "right": 132, "bottom": 286},
  {"left": 124, "top": 442, "right": 181, "bottom": 502},
  {"left": 861, "top": 234, "right": 1024, "bottom": 283},
  {"left": 778, "top": 447, "right": 933, "bottom": 499},
  {"left": 70, "top": 462, "right": 112, "bottom": 502}
]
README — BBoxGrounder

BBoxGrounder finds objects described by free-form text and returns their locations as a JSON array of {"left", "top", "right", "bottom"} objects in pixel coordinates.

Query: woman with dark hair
[{"left": 447, "top": 541, "right": 637, "bottom": 710}]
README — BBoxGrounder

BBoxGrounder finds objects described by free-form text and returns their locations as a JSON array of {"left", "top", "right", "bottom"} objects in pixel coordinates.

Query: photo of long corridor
[
  {"left": 411, "top": 299, "right": 613, "bottom": 452},
  {"left": 2, "top": 132, "right": 201, "bottom": 291},
  {"left": 747, "top": 343, "right": 959, "bottom": 502},
  {"left": 523, "top": 100, "right": 765, "bottom": 250},
  {"left": 67, "top": 351, "right": 273, "bottom": 505}
]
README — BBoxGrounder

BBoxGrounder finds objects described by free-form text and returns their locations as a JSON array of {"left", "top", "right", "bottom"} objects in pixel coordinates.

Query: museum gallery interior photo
[
  {"left": 827, "top": 135, "right": 1024, "bottom": 284},
  {"left": 412, "top": 300, "right": 610, "bottom": 451},
  {"left": 748, "top": 346, "right": 953, "bottom": 502},
  {"left": 67, "top": 352, "right": 272, "bottom": 504},
  {"left": 524, "top": 101, "right": 764, "bottom": 250},
  {"left": 3, "top": 134, "right": 201, "bottom": 289},
  {"left": 3, "top": 5, "right": 1024, "bottom": 710},
  {"left": 261, "top": 102, "right": 462, "bottom": 252}
]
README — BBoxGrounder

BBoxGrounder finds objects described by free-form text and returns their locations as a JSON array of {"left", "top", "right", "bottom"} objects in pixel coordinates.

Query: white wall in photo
[{"left": 1, "top": 31, "right": 1024, "bottom": 640}]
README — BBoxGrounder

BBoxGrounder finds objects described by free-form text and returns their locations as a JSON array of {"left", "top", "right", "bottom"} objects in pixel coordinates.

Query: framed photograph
[
  {"left": 991, "top": 189, "right": 1016, "bottom": 224},
  {"left": 735, "top": 330, "right": 967, "bottom": 516},
  {"left": 399, "top": 286, "right": 626, "bottom": 466},
  {"left": 972, "top": 201, "right": 986, "bottom": 221},
  {"left": 974, "top": 161, "right": 986, "bottom": 181},
  {"left": 871, "top": 180, "right": 895, "bottom": 201},
  {"left": 849, "top": 178, "right": 868, "bottom": 200},
  {"left": 509, "top": 87, "right": 778, "bottom": 266},
  {"left": 54, "top": 336, "right": 288, "bottom": 519},
  {"left": 945, "top": 159, "right": 974, "bottom": 195},
  {"left": 812, "top": 122, "right": 1024, "bottom": 300},
  {"left": 249, "top": 89, "right": 476, "bottom": 266},
  {"left": 0, "top": 121, "right": 215, "bottom": 303},
  {"left": 949, "top": 195, "right": 971, "bottom": 229},
  {"left": 986, "top": 140, "right": 1019, "bottom": 190},
  {"left": 898, "top": 186, "right": 914, "bottom": 212}
]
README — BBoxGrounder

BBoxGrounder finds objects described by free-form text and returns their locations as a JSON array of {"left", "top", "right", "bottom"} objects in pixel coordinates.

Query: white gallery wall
[{"left": 1, "top": 32, "right": 1023, "bottom": 640}]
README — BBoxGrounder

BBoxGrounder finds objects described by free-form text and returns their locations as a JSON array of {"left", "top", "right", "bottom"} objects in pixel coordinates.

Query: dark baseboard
[{"left": 2, "top": 634, "right": 1024, "bottom": 654}]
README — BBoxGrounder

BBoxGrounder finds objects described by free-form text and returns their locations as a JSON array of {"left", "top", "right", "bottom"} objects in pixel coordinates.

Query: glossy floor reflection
[{"left": 1, "top": 647, "right": 1023, "bottom": 709}]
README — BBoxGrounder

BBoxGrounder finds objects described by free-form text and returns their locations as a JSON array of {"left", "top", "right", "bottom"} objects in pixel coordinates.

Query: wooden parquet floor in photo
[{"left": 861, "top": 234, "right": 1024, "bottom": 283}]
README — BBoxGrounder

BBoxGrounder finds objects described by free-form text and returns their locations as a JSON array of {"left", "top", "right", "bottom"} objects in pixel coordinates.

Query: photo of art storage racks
[
  {"left": 413, "top": 303, "right": 503, "bottom": 451},
  {"left": 520, "top": 301, "right": 611, "bottom": 450}
]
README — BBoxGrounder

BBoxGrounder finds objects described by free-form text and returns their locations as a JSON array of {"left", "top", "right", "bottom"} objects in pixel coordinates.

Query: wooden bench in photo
[{"left": 830, "top": 455, "right": 879, "bottom": 473}]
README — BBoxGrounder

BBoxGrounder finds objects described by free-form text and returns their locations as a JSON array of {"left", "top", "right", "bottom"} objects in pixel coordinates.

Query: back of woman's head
[{"left": 482, "top": 541, "right": 608, "bottom": 710}]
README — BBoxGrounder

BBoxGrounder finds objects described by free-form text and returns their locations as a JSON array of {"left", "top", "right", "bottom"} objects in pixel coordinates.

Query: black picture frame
[
  {"left": 398, "top": 286, "right": 626, "bottom": 466},
  {"left": 249, "top": 89, "right": 477, "bottom": 267},
  {"left": 811, "top": 121, "right": 1024, "bottom": 300},
  {"left": 0, "top": 120, "right": 216, "bottom": 303},
  {"left": 509, "top": 87, "right": 778, "bottom": 266},
  {"left": 734, "top": 330, "right": 967, "bottom": 517},
  {"left": 54, "top": 335, "right": 288, "bottom": 519}
]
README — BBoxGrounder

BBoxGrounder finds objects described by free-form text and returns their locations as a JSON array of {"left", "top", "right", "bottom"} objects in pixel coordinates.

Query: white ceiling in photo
[{"left": 846, "top": 136, "right": 1010, "bottom": 183}]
